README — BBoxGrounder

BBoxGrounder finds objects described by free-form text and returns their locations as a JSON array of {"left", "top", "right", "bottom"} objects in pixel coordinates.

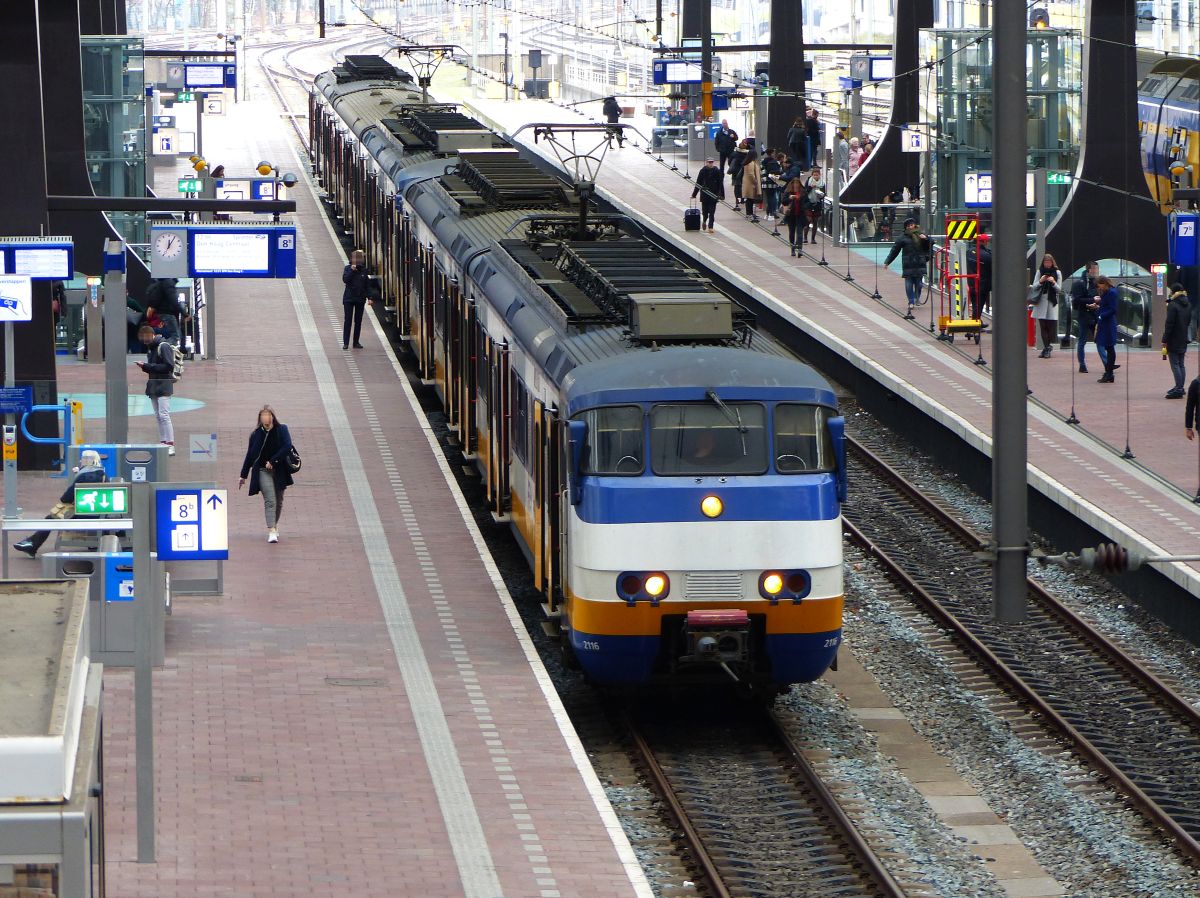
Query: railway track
[
  {"left": 843, "top": 435, "right": 1200, "bottom": 864},
  {"left": 624, "top": 703, "right": 910, "bottom": 898}
]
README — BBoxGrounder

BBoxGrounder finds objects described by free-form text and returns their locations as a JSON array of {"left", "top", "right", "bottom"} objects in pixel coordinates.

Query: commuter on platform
[
  {"left": 834, "top": 130, "right": 850, "bottom": 182},
  {"left": 1029, "top": 253, "right": 1061, "bottom": 358},
  {"left": 137, "top": 324, "right": 176, "bottom": 455},
  {"left": 12, "top": 450, "right": 106, "bottom": 558},
  {"left": 1069, "top": 261, "right": 1100, "bottom": 373},
  {"left": 782, "top": 177, "right": 806, "bottom": 255},
  {"left": 1186, "top": 376, "right": 1200, "bottom": 440},
  {"left": 692, "top": 158, "right": 724, "bottom": 232},
  {"left": 801, "top": 165, "right": 826, "bottom": 244},
  {"left": 1094, "top": 276, "right": 1120, "bottom": 383},
  {"left": 602, "top": 96, "right": 625, "bottom": 147},
  {"left": 342, "top": 249, "right": 372, "bottom": 350},
  {"left": 714, "top": 119, "right": 738, "bottom": 173},
  {"left": 967, "top": 233, "right": 992, "bottom": 318},
  {"left": 239, "top": 405, "right": 295, "bottom": 544},
  {"left": 786, "top": 117, "right": 807, "bottom": 170},
  {"left": 883, "top": 217, "right": 931, "bottom": 319},
  {"left": 741, "top": 150, "right": 762, "bottom": 222},
  {"left": 144, "top": 277, "right": 183, "bottom": 347},
  {"left": 728, "top": 139, "right": 750, "bottom": 204},
  {"left": 761, "top": 151, "right": 784, "bottom": 220},
  {"left": 848, "top": 137, "right": 864, "bottom": 179},
  {"left": 805, "top": 108, "right": 822, "bottom": 169},
  {"left": 1162, "top": 283, "right": 1191, "bottom": 399}
]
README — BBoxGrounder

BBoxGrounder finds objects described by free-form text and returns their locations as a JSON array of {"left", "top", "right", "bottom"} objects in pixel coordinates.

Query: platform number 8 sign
[{"left": 171, "top": 495, "right": 198, "bottom": 522}]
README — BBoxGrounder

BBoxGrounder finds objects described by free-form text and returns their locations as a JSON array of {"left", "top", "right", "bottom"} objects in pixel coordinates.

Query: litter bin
[
  {"left": 67, "top": 443, "right": 172, "bottom": 484},
  {"left": 688, "top": 122, "right": 719, "bottom": 163},
  {"left": 42, "top": 550, "right": 167, "bottom": 667}
]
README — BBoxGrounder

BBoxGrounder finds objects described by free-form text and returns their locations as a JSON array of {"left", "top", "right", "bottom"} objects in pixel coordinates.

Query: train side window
[
  {"left": 773, "top": 404, "right": 836, "bottom": 474},
  {"left": 649, "top": 403, "right": 767, "bottom": 476},
  {"left": 577, "top": 406, "right": 644, "bottom": 475}
]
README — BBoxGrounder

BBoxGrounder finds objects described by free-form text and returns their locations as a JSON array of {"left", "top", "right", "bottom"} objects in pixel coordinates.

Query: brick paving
[{"left": 7, "top": 94, "right": 648, "bottom": 898}]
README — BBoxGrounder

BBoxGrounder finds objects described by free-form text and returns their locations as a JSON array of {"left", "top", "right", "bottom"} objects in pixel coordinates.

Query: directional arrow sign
[{"left": 206, "top": 493, "right": 223, "bottom": 510}]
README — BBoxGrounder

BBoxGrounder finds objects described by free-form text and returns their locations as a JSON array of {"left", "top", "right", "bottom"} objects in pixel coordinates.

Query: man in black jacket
[
  {"left": 144, "top": 277, "right": 183, "bottom": 346},
  {"left": 1162, "top": 283, "right": 1191, "bottom": 398},
  {"left": 13, "top": 450, "right": 107, "bottom": 557},
  {"left": 713, "top": 120, "right": 738, "bottom": 173},
  {"left": 967, "top": 234, "right": 992, "bottom": 319},
  {"left": 1069, "top": 261, "right": 1100, "bottom": 373},
  {"left": 692, "top": 158, "right": 725, "bottom": 232},
  {"left": 342, "top": 249, "right": 372, "bottom": 350},
  {"left": 883, "top": 218, "right": 931, "bottom": 319},
  {"left": 602, "top": 97, "right": 624, "bottom": 147}
]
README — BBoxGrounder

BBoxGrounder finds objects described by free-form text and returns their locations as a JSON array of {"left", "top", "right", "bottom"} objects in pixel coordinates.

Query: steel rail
[{"left": 844, "top": 438, "right": 1200, "bottom": 864}]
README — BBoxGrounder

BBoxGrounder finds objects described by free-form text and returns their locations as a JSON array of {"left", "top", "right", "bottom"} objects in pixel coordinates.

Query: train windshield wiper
[{"left": 705, "top": 390, "right": 747, "bottom": 433}]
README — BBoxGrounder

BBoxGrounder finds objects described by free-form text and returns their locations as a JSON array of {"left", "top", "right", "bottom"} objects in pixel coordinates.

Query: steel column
[
  {"left": 766, "top": 0, "right": 805, "bottom": 152},
  {"left": 991, "top": 2, "right": 1028, "bottom": 622}
]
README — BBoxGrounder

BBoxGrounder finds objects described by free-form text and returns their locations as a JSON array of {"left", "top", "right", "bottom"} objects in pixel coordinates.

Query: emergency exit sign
[
  {"left": 1046, "top": 171, "right": 1072, "bottom": 185},
  {"left": 178, "top": 177, "right": 201, "bottom": 192},
  {"left": 73, "top": 485, "right": 130, "bottom": 516}
]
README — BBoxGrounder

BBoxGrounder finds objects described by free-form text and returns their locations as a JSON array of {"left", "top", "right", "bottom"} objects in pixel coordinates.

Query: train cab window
[
  {"left": 773, "top": 404, "right": 836, "bottom": 474},
  {"left": 578, "top": 406, "right": 644, "bottom": 475},
  {"left": 650, "top": 403, "right": 767, "bottom": 476}
]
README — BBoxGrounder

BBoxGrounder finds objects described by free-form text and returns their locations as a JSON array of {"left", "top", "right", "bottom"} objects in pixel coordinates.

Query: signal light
[
  {"left": 762, "top": 572, "right": 783, "bottom": 595},
  {"left": 644, "top": 574, "right": 667, "bottom": 597},
  {"left": 616, "top": 571, "right": 670, "bottom": 603},
  {"left": 759, "top": 569, "right": 811, "bottom": 602},
  {"left": 257, "top": 160, "right": 274, "bottom": 176},
  {"left": 700, "top": 495, "right": 723, "bottom": 518}
]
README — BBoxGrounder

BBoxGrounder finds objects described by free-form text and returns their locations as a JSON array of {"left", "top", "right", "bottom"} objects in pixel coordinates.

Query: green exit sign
[
  {"left": 178, "top": 177, "right": 201, "bottom": 193},
  {"left": 1046, "top": 171, "right": 1072, "bottom": 185},
  {"left": 761, "top": 87, "right": 778, "bottom": 97},
  {"left": 178, "top": 91, "right": 194, "bottom": 102},
  {"left": 74, "top": 485, "right": 130, "bottom": 516}
]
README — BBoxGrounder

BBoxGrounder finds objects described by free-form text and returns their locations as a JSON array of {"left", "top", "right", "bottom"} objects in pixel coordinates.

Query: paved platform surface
[
  {"left": 434, "top": 79, "right": 1200, "bottom": 604},
  {"left": 7, "top": 89, "right": 649, "bottom": 898}
]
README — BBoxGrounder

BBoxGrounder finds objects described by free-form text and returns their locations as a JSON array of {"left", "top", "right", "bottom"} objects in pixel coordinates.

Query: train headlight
[
  {"left": 700, "top": 495, "right": 723, "bottom": 518},
  {"left": 617, "top": 571, "right": 670, "bottom": 603},
  {"left": 644, "top": 574, "right": 668, "bottom": 597},
  {"left": 759, "top": 569, "right": 811, "bottom": 602}
]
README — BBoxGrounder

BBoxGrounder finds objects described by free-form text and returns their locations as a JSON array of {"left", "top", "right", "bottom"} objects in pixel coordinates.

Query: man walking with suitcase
[{"left": 692, "top": 158, "right": 724, "bottom": 232}]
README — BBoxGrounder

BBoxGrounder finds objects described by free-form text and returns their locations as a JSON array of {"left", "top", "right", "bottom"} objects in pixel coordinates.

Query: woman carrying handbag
[{"left": 239, "top": 405, "right": 296, "bottom": 543}]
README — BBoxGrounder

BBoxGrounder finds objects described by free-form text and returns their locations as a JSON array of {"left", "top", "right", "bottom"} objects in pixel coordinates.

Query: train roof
[{"left": 560, "top": 346, "right": 837, "bottom": 416}]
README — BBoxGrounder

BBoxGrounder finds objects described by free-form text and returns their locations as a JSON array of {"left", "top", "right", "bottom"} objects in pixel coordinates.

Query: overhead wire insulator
[{"left": 1079, "top": 543, "right": 1132, "bottom": 574}]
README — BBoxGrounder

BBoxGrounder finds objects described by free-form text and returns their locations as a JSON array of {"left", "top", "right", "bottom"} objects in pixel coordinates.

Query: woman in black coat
[{"left": 239, "top": 406, "right": 295, "bottom": 543}]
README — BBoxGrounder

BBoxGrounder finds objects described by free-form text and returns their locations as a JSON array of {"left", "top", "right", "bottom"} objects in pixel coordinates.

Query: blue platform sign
[
  {"left": 104, "top": 553, "right": 135, "bottom": 603},
  {"left": 186, "top": 225, "right": 297, "bottom": 279},
  {"left": 185, "top": 62, "right": 236, "bottom": 89},
  {"left": 0, "top": 239, "right": 74, "bottom": 280},
  {"left": 155, "top": 487, "right": 229, "bottom": 560},
  {"left": 0, "top": 386, "right": 32, "bottom": 414},
  {"left": 1169, "top": 213, "right": 1198, "bottom": 266}
]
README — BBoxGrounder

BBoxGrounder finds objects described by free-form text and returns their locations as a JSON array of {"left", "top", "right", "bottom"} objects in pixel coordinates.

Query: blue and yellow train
[
  {"left": 312, "top": 56, "right": 849, "bottom": 692},
  {"left": 1138, "top": 55, "right": 1200, "bottom": 212}
]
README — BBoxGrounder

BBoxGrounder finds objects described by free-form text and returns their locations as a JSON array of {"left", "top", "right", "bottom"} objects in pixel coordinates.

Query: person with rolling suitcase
[{"left": 691, "top": 157, "right": 724, "bottom": 232}]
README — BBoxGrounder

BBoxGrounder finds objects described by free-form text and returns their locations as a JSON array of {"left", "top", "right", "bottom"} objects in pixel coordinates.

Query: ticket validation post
[
  {"left": 150, "top": 222, "right": 297, "bottom": 361},
  {"left": 1, "top": 274, "right": 33, "bottom": 518}
]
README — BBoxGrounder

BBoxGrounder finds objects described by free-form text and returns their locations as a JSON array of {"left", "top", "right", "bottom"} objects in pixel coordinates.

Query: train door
[
  {"left": 487, "top": 340, "right": 510, "bottom": 519},
  {"left": 461, "top": 299, "right": 478, "bottom": 455},
  {"left": 399, "top": 215, "right": 414, "bottom": 333},
  {"left": 419, "top": 251, "right": 436, "bottom": 380},
  {"left": 538, "top": 404, "right": 561, "bottom": 605},
  {"left": 532, "top": 400, "right": 546, "bottom": 593},
  {"left": 446, "top": 279, "right": 462, "bottom": 426}
]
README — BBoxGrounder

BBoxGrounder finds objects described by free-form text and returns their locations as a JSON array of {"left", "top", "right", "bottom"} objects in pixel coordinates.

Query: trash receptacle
[
  {"left": 42, "top": 550, "right": 167, "bottom": 667},
  {"left": 67, "top": 443, "right": 172, "bottom": 484},
  {"left": 688, "top": 122, "right": 719, "bottom": 163}
]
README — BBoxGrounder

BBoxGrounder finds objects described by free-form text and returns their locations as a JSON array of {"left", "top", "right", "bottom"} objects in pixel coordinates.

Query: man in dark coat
[
  {"left": 13, "top": 449, "right": 107, "bottom": 557},
  {"left": 601, "top": 96, "right": 625, "bottom": 146},
  {"left": 145, "top": 277, "right": 183, "bottom": 346},
  {"left": 692, "top": 158, "right": 725, "bottom": 232},
  {"left": 342, "top": 249, "right": 372, "bottom": 350},
  {"left": 1069, "top": 260, "right": 1100, "bottom": 373},
  {"left": 713, "top": 119, "right": 738, "bottom": 173},
  {"left": 137, "top": 324, "right": 177, "bottom": 454},
  {"left": 1162, "top": 283, "right": 1191, "bottom": 398},
  {"left": 967, "top": 234, "right": 993, "bottom": 319},
  {"left": 727, "top": 142, "right": 749, "bottom": 203},
  {"left": 883, "top": 218, "right": 931, "bottom": 319}
]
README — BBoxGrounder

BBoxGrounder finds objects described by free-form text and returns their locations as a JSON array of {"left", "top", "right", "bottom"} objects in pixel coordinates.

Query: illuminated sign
[{"left": 0, "top": 238, "right": 74, "bottom": 281}]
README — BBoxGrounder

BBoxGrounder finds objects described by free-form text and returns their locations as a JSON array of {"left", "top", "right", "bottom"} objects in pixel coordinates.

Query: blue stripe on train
[
  {"left": 577, "top": 476, "right": 841, "bottom": 524},
  {"left": 570, "top": 628, "right": 843, "bottom": 685}
]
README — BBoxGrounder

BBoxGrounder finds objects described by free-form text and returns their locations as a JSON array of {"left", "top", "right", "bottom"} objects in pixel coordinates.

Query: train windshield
[
  {"left": 578, "top": 405, "right": 644, "bottom": 474},
  {"left": 774, "top": 404, "right": 837, "bottom": 473},
  {"left": 650, "top": 403, "right": 768, "bottom": 475}
]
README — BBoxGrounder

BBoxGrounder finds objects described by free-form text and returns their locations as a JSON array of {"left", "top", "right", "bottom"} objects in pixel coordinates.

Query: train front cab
[{"left": 559, "top": 392, "right": 848, "bottom": 688}]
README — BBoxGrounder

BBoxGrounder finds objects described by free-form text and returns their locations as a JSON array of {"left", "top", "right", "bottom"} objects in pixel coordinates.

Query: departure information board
[{"left": 191, "top": 231, "right": 271, "bottom": 276}]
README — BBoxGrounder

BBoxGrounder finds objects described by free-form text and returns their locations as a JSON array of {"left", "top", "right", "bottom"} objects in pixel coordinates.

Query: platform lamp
[{"left": 256, "top": 161, "right": 298, "bottom": 221}]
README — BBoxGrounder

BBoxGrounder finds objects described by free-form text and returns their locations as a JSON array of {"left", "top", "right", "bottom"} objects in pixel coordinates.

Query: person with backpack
[
  {"left": 137, "top": 324, "right": 178, "bottom": 455},
  {"left": 239, "top": 405, "right": 295, "bottom": 544},
  {"left": 144, "top": 277, "right": 183, "bottom": 346}
]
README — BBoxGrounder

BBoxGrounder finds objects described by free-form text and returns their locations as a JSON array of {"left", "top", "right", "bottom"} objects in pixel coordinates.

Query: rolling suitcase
[{"left": 684, "top": 203, "right": 702, "bottom": 232}]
